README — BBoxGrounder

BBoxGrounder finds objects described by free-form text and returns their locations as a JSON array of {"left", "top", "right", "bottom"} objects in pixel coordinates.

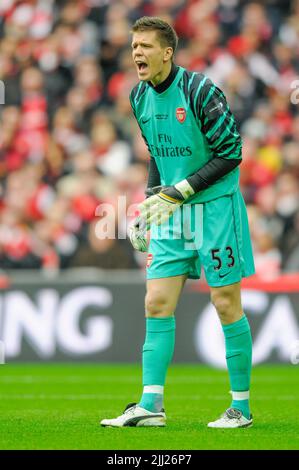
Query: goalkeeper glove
[
  {"left": 139, "top": 179, "right": 195, "bottom": 228},
  {"left": 128, "top": 186, "right": 159, "bottom": 252},
  {"left": 129, "top": 216, "right": 147, "bottom": 252}
]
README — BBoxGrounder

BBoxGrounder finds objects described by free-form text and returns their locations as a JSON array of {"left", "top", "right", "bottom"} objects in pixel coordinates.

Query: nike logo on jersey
[{"left": 141, "top": 117, "right": 151, "bottom": 124}]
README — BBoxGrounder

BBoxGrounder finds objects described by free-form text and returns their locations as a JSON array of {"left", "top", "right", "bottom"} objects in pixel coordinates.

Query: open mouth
[{"left": 136, "top": 61, "right": 148, "bottom": 72}]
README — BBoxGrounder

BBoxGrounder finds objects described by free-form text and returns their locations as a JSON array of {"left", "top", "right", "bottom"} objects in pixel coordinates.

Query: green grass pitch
[{"left": 0, "top": 363, "right": 298, "bottom": 450}]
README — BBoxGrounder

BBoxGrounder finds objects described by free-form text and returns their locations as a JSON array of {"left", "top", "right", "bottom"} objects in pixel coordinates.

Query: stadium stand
[{"left": 0, "top": 0, "right": 298, "bottom": 276}]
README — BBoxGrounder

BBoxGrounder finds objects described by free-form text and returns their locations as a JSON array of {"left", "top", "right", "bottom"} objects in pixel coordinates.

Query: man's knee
[
  {"left": 145, "top": 289, "right": 174, "bottom": 317},
  {"left": 210, "top": 285, "right": 242, "bottom": 323}
]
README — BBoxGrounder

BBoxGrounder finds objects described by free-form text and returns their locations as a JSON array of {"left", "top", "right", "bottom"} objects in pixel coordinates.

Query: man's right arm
[{"left": 146, "top": 158, "right": 161, "bottom": 195}]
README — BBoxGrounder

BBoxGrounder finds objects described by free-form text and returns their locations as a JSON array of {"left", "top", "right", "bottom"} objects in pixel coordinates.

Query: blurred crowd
[{"left": 0, "top": 0, "right": 298, "bottom": 278}]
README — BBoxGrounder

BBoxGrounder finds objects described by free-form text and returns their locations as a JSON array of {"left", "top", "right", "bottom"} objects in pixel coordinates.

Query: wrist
[{"left": 174, "top": 179, "right": 195, "bottom": 200}]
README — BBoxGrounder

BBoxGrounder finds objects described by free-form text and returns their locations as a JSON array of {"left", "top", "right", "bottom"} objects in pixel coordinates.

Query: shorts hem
[
  {"left": 207, "top": 276, "right": 242, "bottom": 288},
  {"left": 147, "top": 271, "right": 200, "bottom": 280},
  {"left": 207, "top": 270, "right": 255, "bottom": 288}
]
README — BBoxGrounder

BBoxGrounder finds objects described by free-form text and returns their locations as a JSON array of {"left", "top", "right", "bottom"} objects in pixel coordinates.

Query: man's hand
[
  {"left": 129, "top": 216, "right": 147, "bottom": 252},
  {"left": 139, "top": 179, "right": 195, "bottom": 228}
]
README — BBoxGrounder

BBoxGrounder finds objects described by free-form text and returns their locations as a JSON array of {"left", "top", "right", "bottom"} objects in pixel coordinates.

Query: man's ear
[{"left": 163, "top": 47, "right": 173, "bottom": 62}]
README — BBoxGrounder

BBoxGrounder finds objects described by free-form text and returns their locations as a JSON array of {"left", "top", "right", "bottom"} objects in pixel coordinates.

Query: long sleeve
[
  {"left": 195, "top": 78, "right": 242, "bottom": 161},
  {"left": 185, "top": 77, "right": 242, "bottom": 193},
  {"left": 147, "top": 156, "right": 161, "bottom": 190}
]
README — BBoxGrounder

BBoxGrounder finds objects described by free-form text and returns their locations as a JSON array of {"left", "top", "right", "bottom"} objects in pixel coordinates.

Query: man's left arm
[{"left": 186, "top": 79, "right": 242, "bottom": 192}]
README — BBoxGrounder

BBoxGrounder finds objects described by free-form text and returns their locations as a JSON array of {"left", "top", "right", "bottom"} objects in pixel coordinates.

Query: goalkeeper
[{"left": 101, "top": 16, "right": 255, "bottom": 429}]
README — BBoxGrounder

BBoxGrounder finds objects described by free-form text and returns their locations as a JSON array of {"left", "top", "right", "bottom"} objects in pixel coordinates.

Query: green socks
[
  {"left": 222, "top": 315, "right": 252, "bottom": 419},
  {"left": 139, "top": 315, "right": 251, "bottom": 417},
  {"left": 139, "top": 317, "right": 176, "bottom": 412}
]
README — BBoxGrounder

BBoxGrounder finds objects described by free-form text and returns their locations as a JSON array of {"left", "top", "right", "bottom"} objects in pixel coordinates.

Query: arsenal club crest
[{"left": 176, "top": 107, "right": 186, "bottom": 123}]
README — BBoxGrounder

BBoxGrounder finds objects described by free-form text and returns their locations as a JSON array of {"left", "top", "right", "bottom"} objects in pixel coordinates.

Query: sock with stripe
[
  {"left": 222, "top": 314, "right": 252, "bottom": 419},
  {"left": 139, "top": 316, "right": 176, "bottom": 413}
]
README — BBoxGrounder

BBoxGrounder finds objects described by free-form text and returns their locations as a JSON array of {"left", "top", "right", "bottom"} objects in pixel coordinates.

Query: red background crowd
[{"left": 0, "top": 0, "right": 298, "bottom": 279}]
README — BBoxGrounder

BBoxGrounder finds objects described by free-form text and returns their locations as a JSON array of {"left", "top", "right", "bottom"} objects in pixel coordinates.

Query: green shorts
[{"left": 146, "top": 189, "right": 255, "bottom": 287}]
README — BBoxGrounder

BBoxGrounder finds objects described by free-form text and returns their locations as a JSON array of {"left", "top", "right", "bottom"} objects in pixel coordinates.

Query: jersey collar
[{"left": 148, "top": 63, "right": 179, "bottom": 94}]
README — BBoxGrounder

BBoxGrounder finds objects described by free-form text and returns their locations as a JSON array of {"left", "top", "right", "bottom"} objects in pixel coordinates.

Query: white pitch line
[
  {"left": 1, "top": 376, "right": 297, "bottom": 385},
  {"left": 0, "top": 394, "right": 297, "bottom": 401}
]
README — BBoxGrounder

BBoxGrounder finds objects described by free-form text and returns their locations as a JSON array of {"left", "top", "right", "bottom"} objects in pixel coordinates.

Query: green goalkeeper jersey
[{"left": 130, "top": 65, "right": 242, "bottom": 204}]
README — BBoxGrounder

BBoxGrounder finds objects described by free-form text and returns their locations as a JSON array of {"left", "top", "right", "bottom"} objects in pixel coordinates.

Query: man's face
[{"left": 131, "top": 30, "right": 172, "bottom": 85}]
